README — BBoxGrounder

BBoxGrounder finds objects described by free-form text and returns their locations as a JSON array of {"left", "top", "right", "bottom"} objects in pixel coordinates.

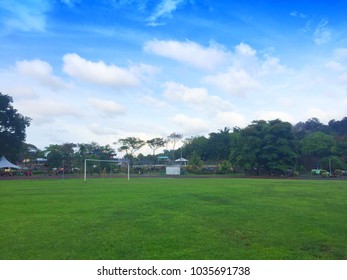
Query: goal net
[{"left": 83, "top": 159, "right": 129, "bottom": 182}]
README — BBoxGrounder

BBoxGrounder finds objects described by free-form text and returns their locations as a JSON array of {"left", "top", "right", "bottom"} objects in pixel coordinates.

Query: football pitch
[{"left": 0, "top": 177, "right": 346, "bottom": 260}]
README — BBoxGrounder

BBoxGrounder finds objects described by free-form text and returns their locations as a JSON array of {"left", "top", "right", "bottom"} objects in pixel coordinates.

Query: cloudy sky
[{"left": 0, "top": 0, "right": 347, "bottom": 153}]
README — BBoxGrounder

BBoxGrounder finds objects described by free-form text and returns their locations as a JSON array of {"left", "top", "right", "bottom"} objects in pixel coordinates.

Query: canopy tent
[
  {"left": 175, "top": 157, "right": 188, "bottom": 165},
  {"left": 0, "top": 156, "right": 21, "bottom": 169}
]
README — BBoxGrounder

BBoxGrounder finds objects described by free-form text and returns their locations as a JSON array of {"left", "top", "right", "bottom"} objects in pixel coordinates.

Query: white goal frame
[{"left": 83, "top": 159, "right": 130, "bottom": 182}]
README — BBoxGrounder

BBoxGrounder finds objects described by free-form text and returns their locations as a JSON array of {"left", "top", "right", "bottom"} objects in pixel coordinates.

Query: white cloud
[
  {"left": 333, "top": 48, "right": 347, "bottom": 59},
  {"left": 163, "top": 82, "right": 209, "bottom": 103},
  {"left": 205, "top": 68, "right": 261, "bottom": 96},
  {"left": 256, "top": 110, "right": 295, "bottom": 123},
  {"left": 314, "top": 19, "right": 331, "bottom": 45},
  {"left": 232, "top": 43, "right": 259, "bottom": 72},
  {"left": 162, "top": 82, "right": 233, "bottom": 113},
  {"left": 0, "top": 0, "right": 51, "bottom": 32},
  {"left": 144, "top": 39, "right": 229, "bottom": 70},
  {"left": 235, "top": 42, "right": 257, "bottom": 57},
  {"left": 141, "top": 95, "right": 171, "bottom": 110},
  {"left": 261, "top": 55, "right": 288, "bottom": 74},
  {"left": 172, "top": 114, "right": 210, "bottom": 135},
  {"left": 325, "top": 61, "right": 345, "bottom": 72},
  {"left": 3, "top": 86, "right": 38, "bottom": 100},
  {"left": 87, "top": 97, "right": 126, "bottom": 115},
  {"left": 88, "top": 123, "right": 119, "bottom": 136},
  {"left": 290, "top": 11, "right": 307, "bottom": 18},
  {"left": 16, "top": 98, "right": 81, "bottom": 125},
  {"left": 338, "top": 72, "right": 347, "bottom": 84},
  {"left": 207, "top": 95, "right": 234, "bottom": 111},
  {"left": 63, "top": 53, "right": 139, "bottom": 87},
  {"left": 60, "top": 0, "right": 80, "bottom": 7},
  {"left": 129, "top": 63, "right": 160, "bottom": 81},
  {"left": 204, "top": 42, "right": 289, "bottom": 96},
  {"left": 277, "top": 97, "right": 295, "bottom": 108},
  {"left": 16, "top": 59, "right": 67, "bottom": 90},
  {"left": 147, "top": 0, "right": 185, "bottom": 26},
  {"left": 303, "top": 108, "right": 332, "bottom": 123},
  {"left": 216, "top": 112, "right": 248, "bottom": 128}
]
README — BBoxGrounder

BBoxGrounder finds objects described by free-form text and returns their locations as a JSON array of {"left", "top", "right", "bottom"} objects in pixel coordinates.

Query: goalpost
[{"left": 83, "top": 159, "right": 130, "bottom": 182}]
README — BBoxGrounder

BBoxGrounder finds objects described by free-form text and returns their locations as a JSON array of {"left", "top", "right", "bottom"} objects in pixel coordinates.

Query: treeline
[
  {"left": 1, "top": 92, "right": 347, "bottom": 176},
  {"left": 19, "top": 117, "right": 347, "bottom": 176},
  {"left": 182, "top": 118, "right": 347, "bottom": 175}
]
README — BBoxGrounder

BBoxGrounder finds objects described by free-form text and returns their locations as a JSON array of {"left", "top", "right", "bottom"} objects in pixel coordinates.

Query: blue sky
[{"left": 0, "top": 0, "right": 347, "bottom": 154}]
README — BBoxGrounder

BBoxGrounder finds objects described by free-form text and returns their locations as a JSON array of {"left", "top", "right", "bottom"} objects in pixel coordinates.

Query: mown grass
[{"left": 0, "top": 178, "right": 346, "bottom": 260}]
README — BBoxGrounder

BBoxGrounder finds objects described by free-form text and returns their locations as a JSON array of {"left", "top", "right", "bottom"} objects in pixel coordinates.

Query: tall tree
[
  {"left": 261, "top": 119, "right": 298, "bottom": 173},
  {"left": 0, "top": 93, "right": 31, "bottom": 161},
  {"left": 293, "top": 117, "right": 330, "bottom": 139},
  {"left": 328, "top": 117, "right": 347, "bottom": 136},
  {"left": 301, "top": 132, "right": 334, "bottom": 158},
  {"left": 230, "top": 120, "right": 298, "bottom": 175},
  {"left": 206, "top": 127, "right": 232, "bottom": 161},
  {"left": 116, "top": 137, "right": 145, "bottom": 159},
  {"left": 45, "top": 144, "right": 64, "bottom": 168},
  {"left": 147, "top": 137, "right": 166, "bottom": 156},
  {"left": 230, "top": 121, "right": 267, "bottom": 174},
  {"left": 167, "top": 132, "right": 183, "bottom": 160},
  {"left": 182, "top": 136, "right": 209, "bottom": 161}
]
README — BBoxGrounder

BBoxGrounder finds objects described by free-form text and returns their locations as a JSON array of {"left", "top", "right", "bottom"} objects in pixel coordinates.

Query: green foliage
[
  {"left": 0, "top": 93, "right": 31, "bottom": 161},
  {"left": 146, "top": 137, "right": 166, "bottom": 156},
  {"left": 183, "top": 136, "right": 208, "bottom": 160},
  {"left": 328, "top": 117, "right": 347, "bottom": 135},
  {"left": 321, "top": 156, "right": 347, "bottom": 171},
  {"left": 189, "top": 154, "right": 204, "bottom": 167},
  {"left": 207, "top": 127, "right": 232, "bottom": 160},
  {"left": 116, "top": 137, "right": 145, "bottom": 158},
  {"left": 230, "top": 120, "right": 298, "bottom": 175},
  {"left": 218, "top": 160, "right": 232, "bottom": 174},
  {"left": 301, "top": 132, "right": 334, "bottom": 158}
]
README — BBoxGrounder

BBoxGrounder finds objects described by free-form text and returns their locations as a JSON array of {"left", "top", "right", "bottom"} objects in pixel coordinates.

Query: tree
[
  {"left": 21, "top": 143, "right": 43, "bottom": 161},
  {"left": 293, "top": 117, "right": 330, "bottom": 139},
  {"left": 328, "top": 117, "right": 347, "bottom": 136},
  {"left": 206, "top": 127, "right": 232, "bottom": 161},
  {"left": 45, "top": 144, "right": 64, "bottom": 168},
  {"left": 334, "top": 136, "right": 347, "bottom": 164},
  {"left": 261, "top": 119, "right": 298, "bottom": 173},
  {"left": 147, "top": 137, "right": 166, "bottom": 156},
  {"left": 230, "top": 120, "right": 298, "bottom": 175},
  {"left": 300, "top": 132, "right": 334, "bottom": 169},
  {"left": 116, "top": 137, "right": 145, "bottom": 160},
  {"left": 230, "top": 121, "right": 267, "bottom": 175},
  {"left": 301, "top": 132, "right": 334, "bottom": 158},
  {"left": 0, "top": 93, "right": 31, "bottom": 161},
  {"left": 182, "top": 136, "right": 208, "bottom": 161},
  {"left": 167, "top": 132, "right": 183, "bottom": 160}
]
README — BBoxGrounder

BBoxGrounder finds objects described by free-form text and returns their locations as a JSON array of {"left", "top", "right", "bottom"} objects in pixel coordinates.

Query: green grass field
[{"left": 0, "top": 177, "right": 346, "bottom": 260}]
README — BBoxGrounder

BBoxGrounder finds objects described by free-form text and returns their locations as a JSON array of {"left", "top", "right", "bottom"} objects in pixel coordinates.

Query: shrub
[{"left": 334, "top": 169, "right": 342, "bottom": 177}]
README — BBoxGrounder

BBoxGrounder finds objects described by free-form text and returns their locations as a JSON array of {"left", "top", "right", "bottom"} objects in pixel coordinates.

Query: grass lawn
[{"left": 0, "top": 177, "right": 346, "bottom": 260}]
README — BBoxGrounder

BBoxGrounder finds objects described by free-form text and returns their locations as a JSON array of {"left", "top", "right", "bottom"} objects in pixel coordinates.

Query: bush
[
  {"left": 334, "top": 169, "right": 342, "bottom": 177},
  {"left": 218, "top": 161, "right": 232, "bottom": 174},
  {"left": 320, "top": 169, "right": 329, "bottom": 177}
]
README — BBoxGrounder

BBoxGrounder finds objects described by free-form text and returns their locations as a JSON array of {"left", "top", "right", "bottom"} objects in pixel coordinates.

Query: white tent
[
  {"left": 0, "top": 156, "right": 21, "bottom": 169},
  {"left": 175, "top": 157, "right": 188, "bottom": 165}
]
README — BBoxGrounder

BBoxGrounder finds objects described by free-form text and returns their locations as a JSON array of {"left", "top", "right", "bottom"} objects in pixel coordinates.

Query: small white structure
[
  {"left": 175, "top": 157, "right": 188, "bottom": 165},
  {"left": 166, "top": 166, "right": 181, "bottom": 175}
]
